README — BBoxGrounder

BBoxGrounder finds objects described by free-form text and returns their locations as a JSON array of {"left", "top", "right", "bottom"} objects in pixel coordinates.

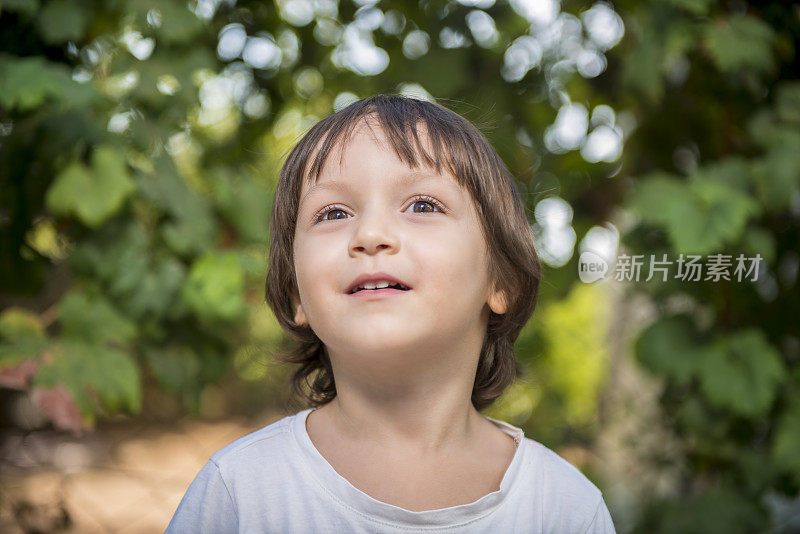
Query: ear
[
  {"left": 291, "top": 291, "right": 308, "bottom": 326},
  {"left": 294, "top": 302, "right": 308, "bottom": 326},
  {"left": 487, "top": 284, "right": 508, "bottom": 315}
]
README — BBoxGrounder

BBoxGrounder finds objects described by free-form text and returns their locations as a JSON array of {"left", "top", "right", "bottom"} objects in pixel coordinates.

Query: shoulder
[
  {"left": 519, "top": 438, "right": 614, "bottom": 533},
  {"left": 524, "top": 438, "right": 602, "bottom": 501},
  {"left": 209, "top": 411, "right": 297, "bottom": 473},
  {"left": 167, "top": 413, "right": 304, "bottom": 533}
]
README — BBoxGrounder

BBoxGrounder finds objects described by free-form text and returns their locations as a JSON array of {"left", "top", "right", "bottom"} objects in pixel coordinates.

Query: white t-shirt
[{"left": 166, "top": 408, "right": 616, "bottom": 533}]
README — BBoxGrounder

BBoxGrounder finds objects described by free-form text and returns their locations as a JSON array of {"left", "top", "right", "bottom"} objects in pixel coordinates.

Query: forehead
[{"left": 300, "top": 117, "right": 457, "bottom": 193}]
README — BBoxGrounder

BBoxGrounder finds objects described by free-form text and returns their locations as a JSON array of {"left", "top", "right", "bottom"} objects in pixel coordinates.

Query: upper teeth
[{"left": 356, "top": 280, "right": 399, "bottom": 291}]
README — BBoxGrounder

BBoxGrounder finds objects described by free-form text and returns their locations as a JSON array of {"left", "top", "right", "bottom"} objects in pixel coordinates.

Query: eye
[
  {"left": 311, "top": 195, "right": 447, "bottom": 224},
  {"left": 313, "top": 204, "right": 350, "bottom": 223},
  {"left": 406, "top": 195, "right": 447, "bottom": 214}
]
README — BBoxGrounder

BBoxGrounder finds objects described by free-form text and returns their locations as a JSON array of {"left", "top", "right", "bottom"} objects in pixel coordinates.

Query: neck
[
  {"left": 315, "top": 312, "right": 493, "bottom": 455},
  {"left": 318, "top": 379, "right": 489, "bottom": 457}
]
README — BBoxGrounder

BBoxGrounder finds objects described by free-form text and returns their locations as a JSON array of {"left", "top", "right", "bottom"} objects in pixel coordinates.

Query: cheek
[
  {"left": 292, "top": 239, "right": 316, "bottom": 301},
  {"left": 293, "top": 236, "right": 342, "bottom": 298},
  {"left": 419, "top": 233, "right": 490, "bottom": 289}
]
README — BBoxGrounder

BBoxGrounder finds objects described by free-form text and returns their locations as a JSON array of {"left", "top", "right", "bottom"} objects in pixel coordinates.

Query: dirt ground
[{"left": 0, "top": 411, "right": 282, "bottom": 533}]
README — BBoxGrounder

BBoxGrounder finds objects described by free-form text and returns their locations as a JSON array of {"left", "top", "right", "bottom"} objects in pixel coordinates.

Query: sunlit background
[{"left": 1, "top": 0, "right": 799, "bottom": 532}]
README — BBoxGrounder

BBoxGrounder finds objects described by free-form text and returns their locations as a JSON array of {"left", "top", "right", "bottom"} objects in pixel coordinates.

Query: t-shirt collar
[{"left": 291, "top": 406, "right": 528, "bottom": 529}]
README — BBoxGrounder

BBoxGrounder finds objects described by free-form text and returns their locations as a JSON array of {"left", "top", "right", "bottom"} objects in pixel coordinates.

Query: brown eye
[
  {"left": 324, "top": 209, "right": 348, "bottom": 220},
  {"left": 414, "top": 200, "right": 440, "bottom": 213},
  {"left": 314, "top": 205, "right": 350, "bottom": 223},
  {"left": 407, "top": 194, "right": 446, "bottom": 214},
  {"left": 412, "top": 200, "right": 437, "bottom": 213}
]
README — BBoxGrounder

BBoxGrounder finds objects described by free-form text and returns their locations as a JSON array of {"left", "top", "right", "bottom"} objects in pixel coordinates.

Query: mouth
[
  {"left": 346, "top": 272, "right": 412, "bottom": 294},
  {"left": 347, "top": 286, "right": 411, "bottom": 299},
  {"left": 348, "top": 283, "right": 411, "bottom": 295}
]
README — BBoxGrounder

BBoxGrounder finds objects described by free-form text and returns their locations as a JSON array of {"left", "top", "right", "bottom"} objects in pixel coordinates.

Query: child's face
[{"left": 292, "top": 120, "right": 506, "bottom": 366}]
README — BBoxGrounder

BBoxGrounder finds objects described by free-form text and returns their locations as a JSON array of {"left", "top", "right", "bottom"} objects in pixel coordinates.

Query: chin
[{"left": 334, "top": 335, "right": 427, "bottom": 357}]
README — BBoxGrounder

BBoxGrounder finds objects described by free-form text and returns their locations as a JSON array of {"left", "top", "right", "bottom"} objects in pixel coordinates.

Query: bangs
[{"left": 300, "top": 97, "right": 464, "bottom": 187}]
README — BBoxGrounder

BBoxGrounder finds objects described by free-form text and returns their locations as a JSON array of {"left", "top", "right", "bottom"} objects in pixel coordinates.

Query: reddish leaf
[
  {"left": 30, "top": 385, "right": 90, "bottom": 436},
  {"left": 0, "top": 359, "right": 40, "bottom": 390}
]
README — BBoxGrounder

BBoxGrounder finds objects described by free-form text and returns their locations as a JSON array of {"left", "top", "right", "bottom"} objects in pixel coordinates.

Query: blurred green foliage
[
  {"left": 610, "top": 0, "right": 799, "bottom": 531},
  {"left": 0, "top": 0, "right": 798, "bottom": 531}
]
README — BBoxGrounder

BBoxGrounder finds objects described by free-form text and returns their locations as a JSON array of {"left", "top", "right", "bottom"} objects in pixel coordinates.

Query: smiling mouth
[{"left": 348, "top": 284, "right": 411, "bottom": 295}]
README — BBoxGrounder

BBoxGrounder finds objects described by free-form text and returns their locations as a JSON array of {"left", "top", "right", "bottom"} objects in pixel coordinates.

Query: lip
[
  {"left": 347, "top": 287, "right": 410, "bottom": 299},
  {"left": 346, "top": 271, "right": 412, "bottom": 294}
]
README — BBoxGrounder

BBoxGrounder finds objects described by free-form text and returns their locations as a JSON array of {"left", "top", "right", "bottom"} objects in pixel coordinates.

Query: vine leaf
[
  {"left": 182, "top": 252, "right": 246, "bottom": 323},
  {"left": 46, "top": 146, "right": 136, "bottom": 228},
  {"left": 698, "top": 330, "right": 784, "bottom": 418},
  {"left": 0, "top": 55, "right": 72, "bottom": 111},
  {"left": 631, "top": 168, "right": 760, "bottom": 254},
  {"left": 31, "top": 385, "right": 87, "bottom": 436},
  {"left": 704, "top": 15, "right": 775, "bottom": 74},
  {"left": 37, "top": 1, "right": 88, "bottom": 44}
]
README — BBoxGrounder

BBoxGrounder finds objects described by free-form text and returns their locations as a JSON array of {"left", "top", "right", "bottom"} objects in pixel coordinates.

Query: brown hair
[{"left": 265, "top": 94, "right": 541, "bottom": 412}]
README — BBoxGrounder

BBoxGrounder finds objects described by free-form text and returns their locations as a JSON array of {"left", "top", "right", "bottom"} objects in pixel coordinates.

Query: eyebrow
[{"left": 298, "top": 172, "right": 446, "bottom": 209}]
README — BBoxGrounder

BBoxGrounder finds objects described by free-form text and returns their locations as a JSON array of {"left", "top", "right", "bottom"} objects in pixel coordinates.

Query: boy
[{"left": 166, "top": 95, "right": 616, "bottom": 533}]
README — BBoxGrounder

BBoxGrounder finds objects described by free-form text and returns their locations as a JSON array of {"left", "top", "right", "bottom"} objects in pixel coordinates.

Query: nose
[{"left": 348, "top": 208, "right": 400, "bottom": 257}]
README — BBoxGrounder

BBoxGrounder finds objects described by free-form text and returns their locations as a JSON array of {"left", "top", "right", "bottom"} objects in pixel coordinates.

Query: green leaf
[
  {"left": 688, "top": 176, "right": 760, "bottom": 248},
  {"left": 37, "top": 1, "right": 88, "bottom": 44},
  {"left": 745, "top": 104, "right": 800, "bottom": 208},
  {"left": 698, "top": 330, "right": 784, "bottom": 418},
  {"left": 745, "top": 109, "right": 776, "bottom": 146},
  {"left": 651, "top": 485, "right": 766, "bottom": 534},
  {"left": 212, "top": 170, "right": 271, "bottom": 243},
  {"left": 631, "top": 169, "right": 760, "bottom": 254},
  {"left": 691, "top": 157, "right": 750, "bottom": 191},
  {"left": 0, "top": 308, "right": 46, "bottom": 342},
  {"left": 0, "top": 55, "right": 72, "bottom": 110},
  {"left": 629, "top": 172, "right": 683, "bottom": 224},
  {"left": 182, "top": 252, "right": 245, "bottom": 322},
  {"left": 162, "top": 208, "right": 216, "bottom": 256},
  {"left": 57, "top": 74, "right": 100, "bottom": 110},
  {"left": 69, "top": 220, "right": 188, "bottom": 320},
  {"left": 142, "top": 344, "right": 201, "bottom": 392},
  {"left": 0, "top": 308, "right": 48, "bottom": 369},
  {"left": 126, "top": 257, "right": 186, "bottom": 319},
  {"left": 154, "top": 0, "right": 205, "bottom": 45},
  {"left": 751, "top": 133, "right": 800, "bottom": 209},
  {"left": 739, "top": 226, "right": 776, "bottom": 265},
  {"left": 46, "top": 146, "right": 136, "bottom": 228},
  {"left": 0, "top": 0, "right": 39, "bottom": 16},
  {"left": 0, "top": 340, "right": 48, "bottom": 370},
  {"left": 413, "top": 48, "right": 468, "bottom": 96},
  {"left": 659, "top": 0, "right": 715, "bottom": 16},
  {"left": 631, "top": 177, "right": 710, "bottom": 253},
  {"left": 70, "top": 219, "right": 148, "bottom": 287},
  {"left": 105, "top": 225, "right": 151, "bottom": 296},
  {"left": 704, "top": 15, "right": 775, "bottom": 73},
  {"left": 772, "top": 400, "right": 800, "bottom": 483},
  {"left": 139, "top": 156, "right": 216, "bottom": 255},
  {"left": 58, "top": 289, "right": 138, "bottom": 346},
  {"left": 636, "top": 315, "right": 707, "bottom": 384},
  {"left": 33, "top": 340, "right": 141, "bottom": 415},
  {"left": 675, "top": 397, "right": 732, "bottom": 451},
  {"left": 620, "top": 12, "right": 666, "bottom": 102},
  {"left": 83, "top": 344, "right": 141, "bottom": 414},
  {"left": 775, "top": 82, "right": 800, "bottom": 124}
]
